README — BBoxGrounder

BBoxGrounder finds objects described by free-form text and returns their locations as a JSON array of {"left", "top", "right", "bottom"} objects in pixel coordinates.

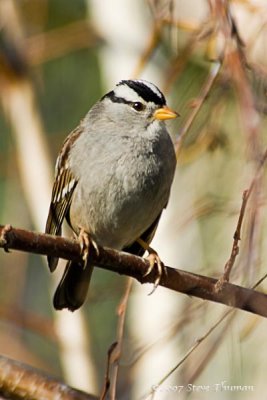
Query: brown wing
[
  {"left": 45, "top": 127, "right": 81, "bottom": 271},
  {"left": 46, "top": 168, "right": 76, "bottom": 234},
  {"left": 123, "top": 211, "right": 162, "bottom": 256}
]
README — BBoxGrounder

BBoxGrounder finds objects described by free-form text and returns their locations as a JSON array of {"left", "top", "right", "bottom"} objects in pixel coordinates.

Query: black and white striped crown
[{"left": 103, "top": 79, "right": 166, "bottom": 106}]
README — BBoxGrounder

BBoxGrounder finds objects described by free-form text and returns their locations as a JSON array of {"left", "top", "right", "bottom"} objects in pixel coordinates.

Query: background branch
[{"left": 0, "top": 354, "right": 97, "bottom": 400}]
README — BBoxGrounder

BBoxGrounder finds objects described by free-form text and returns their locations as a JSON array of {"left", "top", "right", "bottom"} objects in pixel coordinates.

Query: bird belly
[
  {"left": 69, "top": 131, "right": 176, "bottom": 250},
  {"left": 69, "top": 157, "right": 173, "bottom": 250}
]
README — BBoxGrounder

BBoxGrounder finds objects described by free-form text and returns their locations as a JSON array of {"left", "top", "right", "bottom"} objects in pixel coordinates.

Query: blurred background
[{"left": 1, "top": 0, "right": 267, "bottom": 399}]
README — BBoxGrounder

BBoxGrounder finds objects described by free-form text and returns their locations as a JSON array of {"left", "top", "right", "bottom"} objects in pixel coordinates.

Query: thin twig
[
  {"left": 110, "top": 278, "right": 133, "bottom": 400},
  {"left": 216, "top": 148, "right": 267, "bottom": 288},
  {"left": 184, "top": 311, "right": 236, "bottom": 384},
  {"left": 175, "top": 60, "right": 221, "bottom": 157},
  {"left": 127, "top": 302, "right": 203, "bottom": 367},
  {"left": 215, "top": 190, "right": 250, "bottom": 289},
  {"left": 100, "top": 342, "right": 118, "bottom": 400},
  {"left": 141, "top": 309, "right": 233, "bottom": 400}
]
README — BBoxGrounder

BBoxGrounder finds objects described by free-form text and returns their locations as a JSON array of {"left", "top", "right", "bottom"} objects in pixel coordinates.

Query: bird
[{"left": 45, "top": 79, "right": 178, "bottom": 311}]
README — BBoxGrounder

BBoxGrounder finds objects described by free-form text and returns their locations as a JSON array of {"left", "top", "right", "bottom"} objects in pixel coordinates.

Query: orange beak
[{"left": 153, "top": 106, "right": 179, "bottom": 121}]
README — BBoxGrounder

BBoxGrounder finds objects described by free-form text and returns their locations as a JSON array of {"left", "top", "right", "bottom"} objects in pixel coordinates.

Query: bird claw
[
  {"left": 136, "top": 237, "right": 165, "bottom": 294},
  {"left": 144, "top": 251, "right": 165, "bottom": 295},
  {"left": 78, "top": 228, "right": 99, "bottom": 269}
]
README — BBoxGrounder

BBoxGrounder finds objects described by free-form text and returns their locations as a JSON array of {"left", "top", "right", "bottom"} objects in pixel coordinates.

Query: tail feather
[
  {"left": 48, "top": 255, "right": 59, "bottom": 272},
  {"left": 53, "top": 261, "right": 93, "bottom": 311}
]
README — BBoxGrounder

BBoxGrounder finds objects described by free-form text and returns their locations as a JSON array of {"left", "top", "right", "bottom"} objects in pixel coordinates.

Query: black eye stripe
[
  {"left": 103, "top": 92, "right": 146, "bottom": 110},
  {"left": 102, "top": 91, "right": 128, "bottom": 104}
]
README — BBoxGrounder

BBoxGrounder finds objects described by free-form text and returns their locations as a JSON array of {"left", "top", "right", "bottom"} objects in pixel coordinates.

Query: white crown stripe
[{"left": 113, "top": 85, "right": 144, "bottom": 104}]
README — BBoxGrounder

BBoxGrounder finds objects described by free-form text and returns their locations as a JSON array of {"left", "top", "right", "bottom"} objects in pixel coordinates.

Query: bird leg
[
  {"left": 77, "top": 227, "right": 99, "bottom": 269},
  {"left": 137, "top": 238, "right": 165, "bottom": 293}
]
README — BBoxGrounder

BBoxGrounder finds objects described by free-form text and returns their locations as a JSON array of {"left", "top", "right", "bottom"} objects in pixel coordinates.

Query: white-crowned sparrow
[{"left": 45, "top": 79, "right": 178, "bottom": 311}]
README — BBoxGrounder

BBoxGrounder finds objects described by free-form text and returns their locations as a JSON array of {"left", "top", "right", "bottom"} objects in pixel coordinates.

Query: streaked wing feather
[
  {"left": 45, "top": 168, "right": 77, "bottom": 236},
  {"left": 45, "top": 126, "right": 82, "bottom": 271}
]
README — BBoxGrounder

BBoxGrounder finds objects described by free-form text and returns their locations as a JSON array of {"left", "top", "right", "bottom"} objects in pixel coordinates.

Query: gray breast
[{"left": 69, "top": 124, "right": 176, "bottom": 249}]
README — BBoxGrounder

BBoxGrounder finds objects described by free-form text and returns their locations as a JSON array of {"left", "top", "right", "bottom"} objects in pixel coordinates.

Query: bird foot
[
  {"left": 77, "top": 228, "right": 99, "bottom": 269},
  {"left": 145, "top": 252, "right": 165, "bottom": 295},
  {"left": 137, "top": 238, "right": 165, "bottom": 294}
]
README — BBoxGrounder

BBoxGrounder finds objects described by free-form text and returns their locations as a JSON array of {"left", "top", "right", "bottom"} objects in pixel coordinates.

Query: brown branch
[
  {"left": 1, "top": 225, "right": 267, "bottom": 319},
  {"left": 0, "top": 354, "right": 97, "bottom": 400}
]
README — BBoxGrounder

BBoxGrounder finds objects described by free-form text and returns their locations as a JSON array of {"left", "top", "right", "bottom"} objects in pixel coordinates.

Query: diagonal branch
[{"left": 1, "top": 224, "right": 267, "bottom": 318}]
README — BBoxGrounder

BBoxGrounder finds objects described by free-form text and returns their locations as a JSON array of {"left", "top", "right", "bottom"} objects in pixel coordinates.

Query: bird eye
[{"left": 132, "top": 102, "right": 145, "bottom": 112}]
